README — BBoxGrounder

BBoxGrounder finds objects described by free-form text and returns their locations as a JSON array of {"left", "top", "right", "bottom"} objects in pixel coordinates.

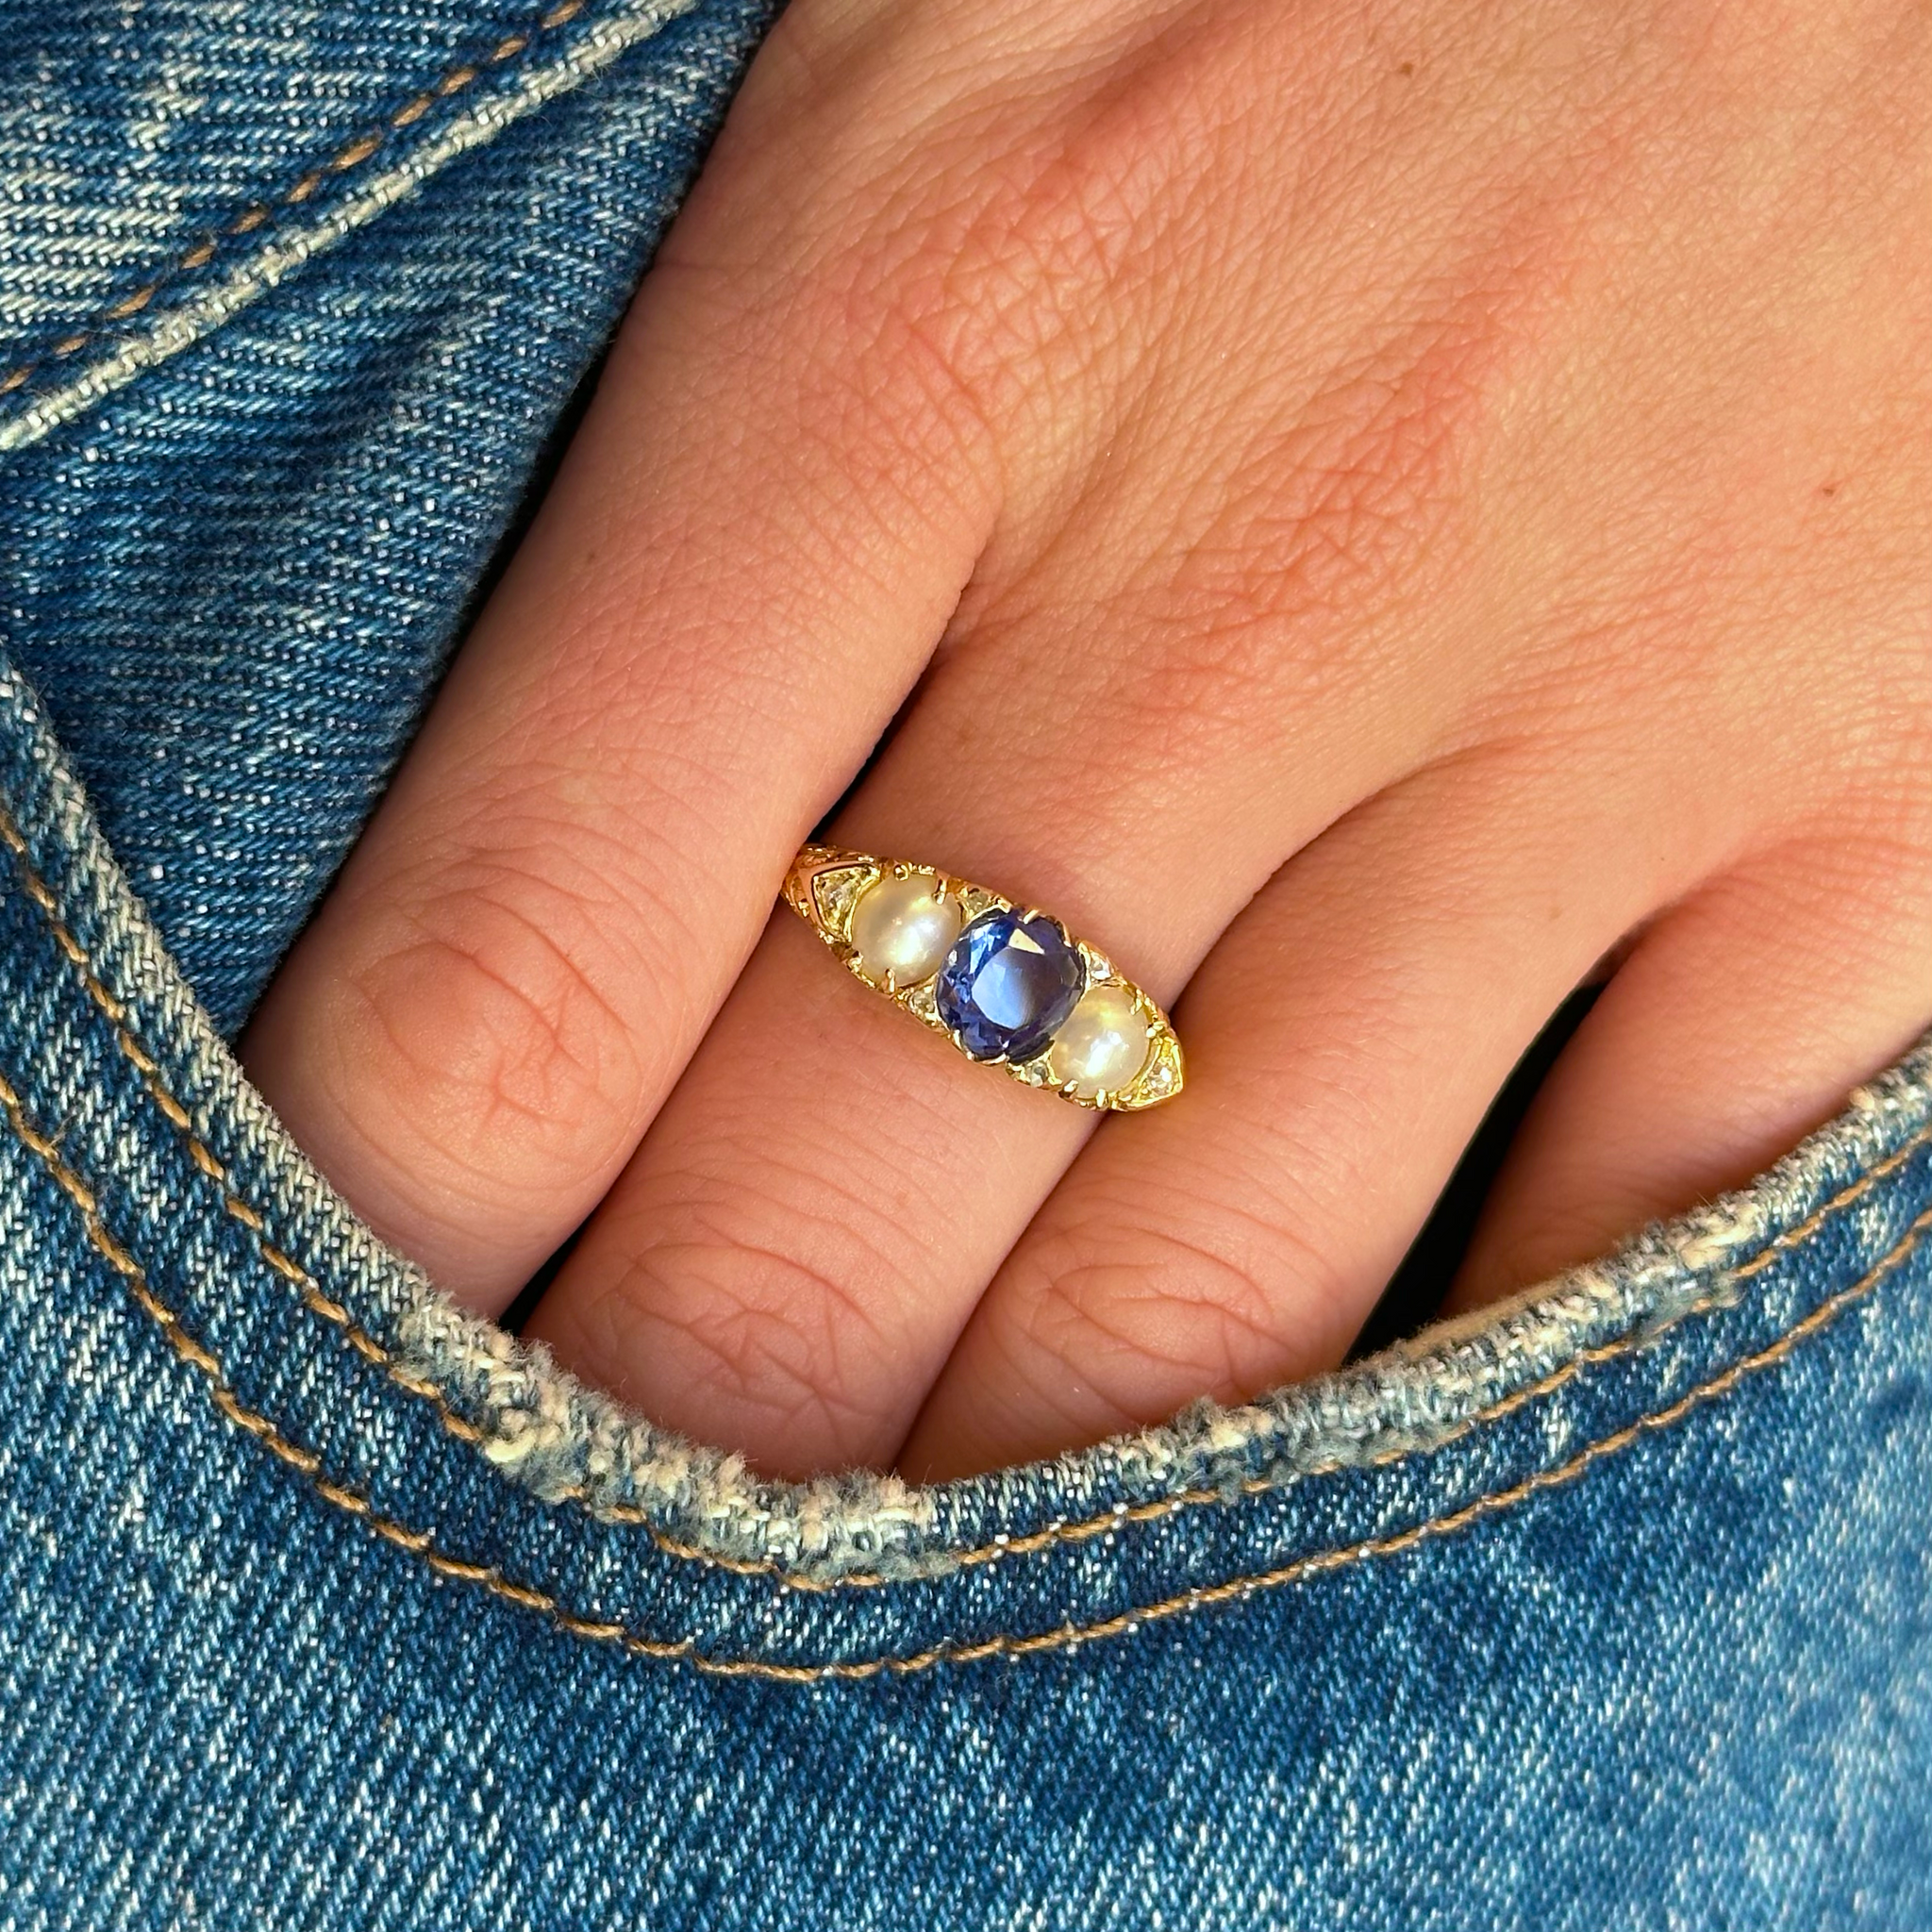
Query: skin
[{"left": 243, "top": 0, "right": 1932, "bottom": 1482}]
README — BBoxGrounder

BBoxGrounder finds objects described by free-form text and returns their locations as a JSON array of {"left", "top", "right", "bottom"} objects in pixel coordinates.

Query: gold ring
[{"left": 782, "top": 843, "right": 1184, "bottom": 1111}]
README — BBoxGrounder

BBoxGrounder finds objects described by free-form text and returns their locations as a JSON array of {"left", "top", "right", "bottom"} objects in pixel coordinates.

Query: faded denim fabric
[{"left": 0, "top": 3, "right": 1928, "bottom": 1927}]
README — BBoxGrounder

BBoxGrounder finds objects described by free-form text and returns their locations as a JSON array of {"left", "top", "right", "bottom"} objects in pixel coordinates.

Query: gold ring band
[{"left": 782, "top": 843, "right": 1184, "bottom": 1111}]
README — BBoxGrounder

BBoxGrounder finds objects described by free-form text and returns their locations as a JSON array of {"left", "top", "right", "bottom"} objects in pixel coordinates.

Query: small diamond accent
[{"left": 811, "top": 863, "right": 875, "bottom": 937}]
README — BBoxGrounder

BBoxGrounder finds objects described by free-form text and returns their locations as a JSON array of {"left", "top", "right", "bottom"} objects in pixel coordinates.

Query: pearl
[
  {"left": 935, "top": 909, "right": 1085, "bottom": 1061},
  {"left": 848, "top": 871, "right": 961, "bottom": 988},
  {"left": 1046, "top": 983, "right": 1151, "bottom": 1098}
]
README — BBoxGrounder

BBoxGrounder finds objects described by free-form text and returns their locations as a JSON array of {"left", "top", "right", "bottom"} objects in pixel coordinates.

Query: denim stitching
[
  {"left": 2, "top": 1051, "right": 1919, "bottom": 1681},
  {"left": 0, "top": 0, "right": 596, "bottom": 405},
  {"left": 2, "top": 804, "right": 1926, "bottom": 1592},
  {"left": 0, "top": 0, "right": 705, "bottom": 457}
]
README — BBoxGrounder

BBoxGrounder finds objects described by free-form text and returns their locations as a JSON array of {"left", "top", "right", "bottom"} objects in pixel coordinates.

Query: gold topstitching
[{"left": 0, "top": 1053, "right": 1921, "bottom": 1682}]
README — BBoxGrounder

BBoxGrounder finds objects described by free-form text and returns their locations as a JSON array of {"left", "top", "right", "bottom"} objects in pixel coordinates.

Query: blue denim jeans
[{"left": 1, "top": 2, "right": 1928, "bottom": 1925}]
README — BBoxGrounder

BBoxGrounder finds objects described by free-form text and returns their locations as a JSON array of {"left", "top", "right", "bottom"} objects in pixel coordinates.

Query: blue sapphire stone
[{"left": 935, "top": 909, "right": 1085, "bottom": 1062}]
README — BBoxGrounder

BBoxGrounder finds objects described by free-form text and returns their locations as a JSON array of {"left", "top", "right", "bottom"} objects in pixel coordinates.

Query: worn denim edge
[{"left": 6, "top": 659, "right": 1931, "bottom": 1583}]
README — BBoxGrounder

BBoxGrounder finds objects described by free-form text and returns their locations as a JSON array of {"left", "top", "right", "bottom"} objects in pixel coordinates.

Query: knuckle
[
  {"left": 816, "top": 28, "right": 1266, "bottom": 421},
  {"left": 585, "top": 1232, "right": 898, "bottom": 1468},
  {"left": 991, "top": 309, "right": 1523, "bottom": 772},
  {"left": 690, "top": 248, "right": 1007, "bottom": 557},
  {"left": 1160, "top": 329, "right": 1496, "bottom": 641},
  {"left": 334, "top": 852, "right": 658, "bottom": 1196},
  {"left": 1017, "top": 1210, "right": 1326, "bottom": 1410}
]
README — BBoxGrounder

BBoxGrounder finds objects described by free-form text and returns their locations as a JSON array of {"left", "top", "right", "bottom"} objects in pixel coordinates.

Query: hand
[{"left": 243, "top": 0, "right": 1932, "bottom": 1480}]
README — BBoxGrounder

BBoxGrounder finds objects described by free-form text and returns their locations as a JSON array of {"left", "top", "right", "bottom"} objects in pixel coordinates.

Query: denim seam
[
  {"left": 2, "top": 804, "right": 1925, "bottom": 1593},
  {"left": 2, "top": 1044, "right": 1920, "bottom": 1680},
  {"left": 0, "top": 0, "right": 703, "bottom": 457},
  {"left": 0, "top": 0, "right": 598, "bottom": 405}
]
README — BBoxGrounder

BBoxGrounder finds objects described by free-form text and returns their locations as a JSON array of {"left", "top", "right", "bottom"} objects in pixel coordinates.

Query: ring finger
[
  {"left": 521, "top": 558, "right": 1435, "bottom": 1477},
  {"left": 901, "top": 752, "right": 1649, "bottom": 1480}
]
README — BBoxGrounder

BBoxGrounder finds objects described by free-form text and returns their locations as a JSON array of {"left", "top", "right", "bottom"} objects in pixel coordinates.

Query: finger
[
  {"left": 518, "top": 590, "right": 1407, "bottom": 1476},
  {"left": 1442, "top": 830, "right": 1932, "bottom": 1312},
  {"left": 240, "top": 90, "right": 1002, "bottom": 1311},
  {"left": 897, "top": 758, "right": 1654, "bottom": 1482}
]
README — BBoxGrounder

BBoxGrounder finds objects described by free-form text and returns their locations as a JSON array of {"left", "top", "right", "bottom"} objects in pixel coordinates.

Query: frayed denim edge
[{"left": 6, "top": 661, "right": 1930, "bottom": 1585}]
